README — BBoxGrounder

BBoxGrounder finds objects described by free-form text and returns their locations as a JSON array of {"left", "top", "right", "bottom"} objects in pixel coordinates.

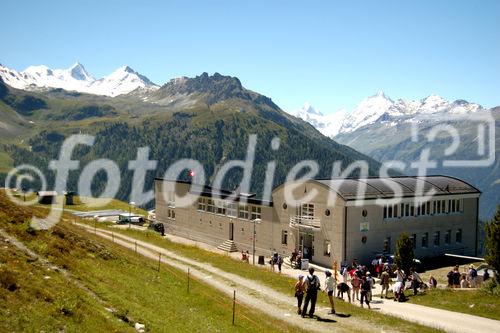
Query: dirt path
[{"left": 77, "top": 223, "right": 383, "bottom": 333}]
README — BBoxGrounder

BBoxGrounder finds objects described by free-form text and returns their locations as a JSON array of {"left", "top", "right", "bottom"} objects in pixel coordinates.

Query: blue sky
[{"left": 1, "top": 0, "right": 499, "bottom": 114}]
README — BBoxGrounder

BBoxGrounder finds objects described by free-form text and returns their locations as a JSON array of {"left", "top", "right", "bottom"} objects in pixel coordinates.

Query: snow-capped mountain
[
  {"left": 0, "top": 62, "right": 159, "bottom": 97},
  {"left": 296, "top": 92, "right": 485, "bottom": 138},
  {"left": 296, "top": 103, "right": 347, "bottom": 138}
]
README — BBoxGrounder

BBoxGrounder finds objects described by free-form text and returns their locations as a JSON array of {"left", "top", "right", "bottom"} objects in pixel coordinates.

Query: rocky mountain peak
[{"left": 157, "top": 72, "right": 247, "bottom": 104}]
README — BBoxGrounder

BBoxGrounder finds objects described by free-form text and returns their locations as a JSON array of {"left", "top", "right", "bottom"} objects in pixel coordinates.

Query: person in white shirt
[
  {"left": 324, "top": 270, "right": 337, "bottom": 314},
  {"left": 394, "top": 267, "right": 406, "bottom": 302},
  {"left": 342, "top": 266, "right": 349, "bottom": 283}
]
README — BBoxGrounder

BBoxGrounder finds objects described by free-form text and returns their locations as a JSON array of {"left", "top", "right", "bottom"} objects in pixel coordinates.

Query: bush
[
  {"left": 485, "top": 205, "right": 500, "bottom": 283},
  {"left": 481, "top": 278, "right": 500, "bottom": 296},
  {"left": 0, "top": 268, "right": 18, "bottom": 291},
  {"left": 395, "top": 232, "right": 414, "bottom": 273}
]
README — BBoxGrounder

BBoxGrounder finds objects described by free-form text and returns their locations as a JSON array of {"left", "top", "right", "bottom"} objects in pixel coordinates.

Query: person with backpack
[
  {"left": 277, "top": 254, "right": 284, "bottom": 273},
  {"left": 324, "top": 270, "right": 336, "bottom": 314},
  {"left": 380, "top": 266, "right": 391, "bottom": 298},
  {"left": 302, "top": 267, "right": 320, "bottom": 318},
  {"left": 360, "top": 276, "right": 371, "bottom": 309},
  {"left": 294, "top": 274, "right": 306, "bottom": 315},
  {"left": 468, "top": 264, "right": 478, "bottom": 288}
]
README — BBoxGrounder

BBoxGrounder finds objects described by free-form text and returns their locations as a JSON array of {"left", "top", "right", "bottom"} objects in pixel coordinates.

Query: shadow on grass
[
  {"left": 334, "top": 313, "right": 351, "bottom": 318},
  {"left": 315, "top": 316, "right": 337, "bottom": 323}
]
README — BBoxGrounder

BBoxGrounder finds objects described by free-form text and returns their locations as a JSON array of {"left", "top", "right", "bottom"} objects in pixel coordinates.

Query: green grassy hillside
[
  {"left": 0, "top": 74, "right": 383, "bottom": 208},
  {"left": 0, "top": 191, "right": 299, "bottom": 332}
]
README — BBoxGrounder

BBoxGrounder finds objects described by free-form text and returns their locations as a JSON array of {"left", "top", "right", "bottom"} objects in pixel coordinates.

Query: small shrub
[
  {"left": 0, "top": 269, "right": 18, "bottom": 291},
  {"left": 482, "top": 278, "right": 500, "bottom": 296}
]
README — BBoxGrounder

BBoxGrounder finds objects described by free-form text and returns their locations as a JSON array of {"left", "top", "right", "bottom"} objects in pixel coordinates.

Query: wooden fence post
[{"left": 232, "top": 290, "right": 236, "bottom": 325}]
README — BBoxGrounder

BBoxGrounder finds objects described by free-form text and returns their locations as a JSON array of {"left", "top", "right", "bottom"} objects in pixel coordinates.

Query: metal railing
[{"left": 289, "top": 215, "right": 321, "bottom": 229}]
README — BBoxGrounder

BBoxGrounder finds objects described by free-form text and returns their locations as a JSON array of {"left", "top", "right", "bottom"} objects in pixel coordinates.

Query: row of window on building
[
  {"left": 383, "top": 228, "right": 463, "bottom": 253},
  {"left": 197, "top": 197, "right": 262, "bottom": 220},
  {"left": 383, "top": 198, "right": 463, "bottom": 220}
]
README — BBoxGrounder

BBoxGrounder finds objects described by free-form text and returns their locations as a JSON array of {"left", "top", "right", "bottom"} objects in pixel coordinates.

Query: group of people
[
  {"left": 294, "top": 267, "right": 337, "bottom": 318},
  {"left": 240, "top": 250, "right": 250, "bottom": 263},
  {"left": 447, "top": 264, "right": 489, "bottom": 288},
  {"left": 294, "top": 266, "right": 377, "bottom": 318},
  {"left": 270, "top": 252, "right": 284, "bottom": 272}
]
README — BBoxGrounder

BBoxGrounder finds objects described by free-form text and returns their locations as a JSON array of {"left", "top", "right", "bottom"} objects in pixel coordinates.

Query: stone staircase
[
  {"left": 217, "top": 240, "right": 239, "bottom": 252},
  {"left": 283, "top": 256, "right": 294, "bottom": 269}
]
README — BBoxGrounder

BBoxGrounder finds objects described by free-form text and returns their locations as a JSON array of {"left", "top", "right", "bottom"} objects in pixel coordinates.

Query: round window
[
  {"left": 282, "top": 203, "right": 287, "bottom": 210},
  {"left": 362, "top": 209, "right": 368, "bottom": 217},
  {"left": 325, "top": 209, "right": 331, "bottom": 216},
  {"left": 361, "top": 236, "right": 367, "bottom": 244}
]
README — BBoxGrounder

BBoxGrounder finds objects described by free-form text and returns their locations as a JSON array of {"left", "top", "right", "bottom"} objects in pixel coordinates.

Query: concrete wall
[
  {"left": 155, "top": 179, "right": 281, "bottom": 257},
  {"left": 271, "top": 181, "right": 346, "bottom": 267},
  {"left": 344, "top": 196, "right": 479, "bottom": 264}
]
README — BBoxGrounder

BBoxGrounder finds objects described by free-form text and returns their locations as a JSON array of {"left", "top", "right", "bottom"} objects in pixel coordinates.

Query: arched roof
[{"left": 313, "top": 175, "right": 480, "bottom": 201}]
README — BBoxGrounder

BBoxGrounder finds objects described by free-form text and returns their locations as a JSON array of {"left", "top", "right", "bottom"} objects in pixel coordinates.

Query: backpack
[
  {"left": 307, "top": 276, "right": 319, "bottom": 293},
  {"left": 470, "top": 269, "right": 477, "bottom": 278}
]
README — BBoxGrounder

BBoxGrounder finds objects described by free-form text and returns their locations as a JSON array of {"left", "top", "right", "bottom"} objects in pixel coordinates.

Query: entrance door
[
  {"left": 229, "top": 222, "right": 234, "bottom": 241},
  {"left": 300, "top": 233, "right": 314, "bottom": 260}
]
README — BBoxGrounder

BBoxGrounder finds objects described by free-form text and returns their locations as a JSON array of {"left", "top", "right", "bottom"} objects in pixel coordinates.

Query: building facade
[{"left": 155, "top": 176, "right": 480, "bottom": 267}]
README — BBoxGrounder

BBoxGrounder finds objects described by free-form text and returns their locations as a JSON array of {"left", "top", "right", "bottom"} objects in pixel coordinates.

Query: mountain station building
[{"left": 155, "top": 176, "right": 480, "bottom": 267}]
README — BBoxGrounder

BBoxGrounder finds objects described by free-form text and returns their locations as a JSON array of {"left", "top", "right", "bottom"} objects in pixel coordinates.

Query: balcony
[{"left": 289, "top": 216, "right": 321, "bottom": 230}]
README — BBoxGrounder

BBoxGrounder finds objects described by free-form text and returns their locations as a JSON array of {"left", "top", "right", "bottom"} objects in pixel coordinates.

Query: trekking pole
[
  {"left": 232, "top": 290, "right": 236, "bottom": 325},
  {"left": 187, "top": 268, "right": 190, "bottom": 294},
  {"left": 158, "top": 253, "right": 161, "bottom": 272}
]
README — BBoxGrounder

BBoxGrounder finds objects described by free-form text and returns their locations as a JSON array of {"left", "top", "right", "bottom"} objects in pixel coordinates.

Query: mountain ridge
[
  {"left": 296, "top": 92, "right": 486, "bottom": 138},
  {"left": 0, "top": 71, "right": 383, "bottom": 208},
  {"left": 0, "top": 62, "right": 159, "bottom": 97}
]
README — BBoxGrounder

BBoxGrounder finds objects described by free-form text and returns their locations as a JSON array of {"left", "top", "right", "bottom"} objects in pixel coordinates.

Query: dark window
[
  {"left": 324, "top": 241, "right": 331, "bottom": 256},
  {"left": 281, "top": 230, "right": 288, "bottom": 245},
  {"left": 422, "top": 233, "right": 428, "bottom": 248},
  {"left": 456, "top": 229, "right": 462, "bottom": 243},
  {"left": 383, "top": 206, "right": 387, "bottom": 219},
  {"left": 433, "top": 231, "right": 440, "bottom": 246},
  {"left": 325, "top": 209, "right": 331, "bottom": 216},
  {"left": 362, "top": 209, "right": 368, "bottom": 217},
  {"left": 410, "top": 234, "right": 417, "bottom": 249},
  {"left": 282, "top": 203, "right": 287, "bottom": 210},
  {"left": 445, "top": 230, "right": 451, "bottom": 245},
  {"left": 383, "top": 237, "right": 391, "bottom": 253}
]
